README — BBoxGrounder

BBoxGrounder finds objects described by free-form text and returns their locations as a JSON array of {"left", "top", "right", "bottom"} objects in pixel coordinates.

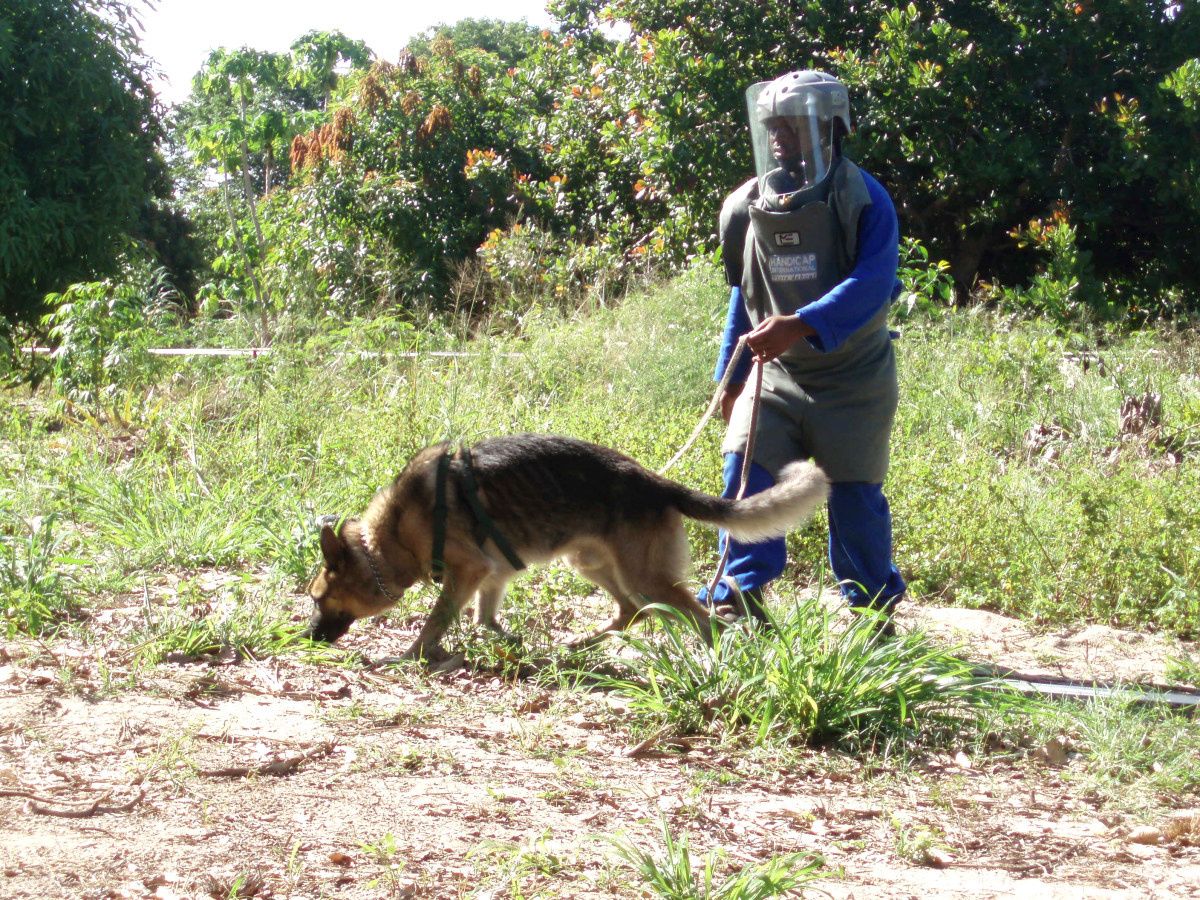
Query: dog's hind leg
[
  {"left": 619, "top": 517, "right": 718, "bottom": 643},
  {"left": 565, "top": 550, "right": 640, "bottom": 650}
]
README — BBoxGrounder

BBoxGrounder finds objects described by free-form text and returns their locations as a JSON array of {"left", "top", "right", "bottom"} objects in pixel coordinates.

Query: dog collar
[{"left": 359, "top": 527, "right": 404, "bottom": 604}]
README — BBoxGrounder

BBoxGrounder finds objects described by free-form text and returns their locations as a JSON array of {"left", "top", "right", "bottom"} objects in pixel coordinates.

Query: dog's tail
[{"left": 670, "top": 461, "right": 830, "bottom": 543}]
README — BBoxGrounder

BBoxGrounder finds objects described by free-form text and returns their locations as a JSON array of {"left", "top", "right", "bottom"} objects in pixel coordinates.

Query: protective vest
[{"left": 717, "top": 158, "right": 898, "bottom": 482}]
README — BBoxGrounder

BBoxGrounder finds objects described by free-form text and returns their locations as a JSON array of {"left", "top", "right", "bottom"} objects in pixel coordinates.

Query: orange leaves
[
  {"left": 417, "top": 104, "right": 452, "bottom": 143},
  {"left": 290, "top": 109, "right": 355, "bottom": 172}
]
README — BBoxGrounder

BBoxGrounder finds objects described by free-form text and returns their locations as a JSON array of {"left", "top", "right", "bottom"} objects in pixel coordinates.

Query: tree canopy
[{"left": 0, "top": 0, "right": 167, "bottom": 326}]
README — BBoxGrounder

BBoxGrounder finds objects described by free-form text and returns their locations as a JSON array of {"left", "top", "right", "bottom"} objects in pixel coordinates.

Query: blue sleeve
[
  {"left": 714, "top": 286, "right": 753, "bottom": 383},
  {"left": 795, "top": 171, "right": 901, "bottom": 353}
]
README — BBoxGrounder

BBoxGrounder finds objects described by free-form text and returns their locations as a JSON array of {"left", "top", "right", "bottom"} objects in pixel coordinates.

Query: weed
[
  {"left": 467, "top": 830, "right": 564, "bottom": 899},
  {"left": 0, "top": 513, "right": 85, "bottom": 636},
  {"left": 597, "top": 603, "right": 1002, "bottom": 754},
  {"left": 1166, "top": 651, "right": 1200, "bottom": 686},
  {"left": 608, "top": 817, "right": 822, "bottom": 899},
  {"left": 133, "top": 727, "right": 200, "bottom": 791},
  {"left": 201, "top": 871, "right": 266, "bottom": 899},
  {"left": 889, "top": 814, "right": 949, "bottom": 866},
  {"left": 128, "top": 592, "right": 338, "bottom": 667},
  {"left": 359, "top": 831, "right": 409, "bottom": 897}
]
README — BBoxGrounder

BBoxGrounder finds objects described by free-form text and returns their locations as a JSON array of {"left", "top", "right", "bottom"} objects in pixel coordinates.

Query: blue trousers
[{"left": 698, "top": 453, "right": 906, "bottom": 609}]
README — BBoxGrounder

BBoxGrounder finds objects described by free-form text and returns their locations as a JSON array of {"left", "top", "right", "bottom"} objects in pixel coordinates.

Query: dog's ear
[{"left": 319, "top": 524, "right": 347, "bottom": 571}]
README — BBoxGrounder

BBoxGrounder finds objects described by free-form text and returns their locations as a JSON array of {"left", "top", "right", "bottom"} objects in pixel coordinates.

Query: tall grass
[{"left": 3, "top": 264, "right": 1199, "bottom": 639}]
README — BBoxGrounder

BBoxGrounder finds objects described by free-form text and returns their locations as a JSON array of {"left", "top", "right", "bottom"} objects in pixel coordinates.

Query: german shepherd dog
[{"left": 307, "top": 434, "right": 828, "bottom": 661}]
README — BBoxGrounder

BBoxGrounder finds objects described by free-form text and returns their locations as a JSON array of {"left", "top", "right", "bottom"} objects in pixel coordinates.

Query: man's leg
[
  {"left": 697, "top": 452, "right": 785, "bottom": 621},
  {"left": 828, "top": 482, "right": 906, "bottom": 624}
]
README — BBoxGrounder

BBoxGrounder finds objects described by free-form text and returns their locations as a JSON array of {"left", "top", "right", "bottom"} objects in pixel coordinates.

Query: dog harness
[{"left": 430, "top": 445, "right": 527, "bottom": 582}]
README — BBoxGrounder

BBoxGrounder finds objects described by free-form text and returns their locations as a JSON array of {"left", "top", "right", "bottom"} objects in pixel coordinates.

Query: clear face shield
[{"left": 746, "top": 80, "right": 839, "bottom": 202}]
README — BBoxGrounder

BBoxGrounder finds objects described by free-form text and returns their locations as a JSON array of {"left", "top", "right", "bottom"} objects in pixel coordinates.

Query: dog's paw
[
  {"left": 429, "top": 652, "right": 466, "bottom": 673},
  {"left": 398, "top": 643, "right": 463, "bottom": 671}
]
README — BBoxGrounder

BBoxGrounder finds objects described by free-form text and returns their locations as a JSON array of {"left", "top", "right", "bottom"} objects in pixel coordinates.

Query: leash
[
  {"left": 655, "top": 334, "right": 766, "bottom": 599},
  {"left": 704, "top": 344, "right": 764, "bottom": 600},
  {"left": 658, "top": 335, "right": 756, "bottom": 476}
]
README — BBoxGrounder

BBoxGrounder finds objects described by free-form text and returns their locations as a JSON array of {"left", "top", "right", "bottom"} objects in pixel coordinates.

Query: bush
[{"left": 41, "top": 266, "right": 182, "bottom": 405}]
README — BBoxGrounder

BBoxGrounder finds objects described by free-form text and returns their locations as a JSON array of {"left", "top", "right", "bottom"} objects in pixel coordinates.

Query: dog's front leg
[
  {"left": 401, "top": 591, "right": 459, "bottom": 664},
  {"left": 402, "top": 566, "right": 486, "bottom": 664}
]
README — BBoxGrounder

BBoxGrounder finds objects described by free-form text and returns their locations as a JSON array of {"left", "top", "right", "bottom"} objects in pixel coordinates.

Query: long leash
[{"left": 657, "top": 335, "right": 765, "bottom": 599}]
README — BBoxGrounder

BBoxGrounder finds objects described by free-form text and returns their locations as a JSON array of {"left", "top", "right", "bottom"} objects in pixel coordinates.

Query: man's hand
[
  {"left": 720, "top": 382, "right": 744, "bottom": 423},
  {"left": 746, "top": 314, "right": 815, "bottom": 363}
]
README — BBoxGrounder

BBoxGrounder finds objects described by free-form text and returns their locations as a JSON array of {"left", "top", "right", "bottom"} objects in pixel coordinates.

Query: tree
[
  {"left": 289, "top": 30, "right": 373, "bottom": 110},
  {"left": 406, "top": 18, "right": 543, "bottom": 67},
  {"left": 0, "top": 0, "right": 167, "bottom": 327},
  {"left": 544, "top": 0, "right": 1200, "bottom": 309}
]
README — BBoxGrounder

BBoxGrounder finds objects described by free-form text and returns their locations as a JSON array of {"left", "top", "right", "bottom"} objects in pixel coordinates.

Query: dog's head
[{"left": 306, "top": 520, "right": 409, "bottom": 644}]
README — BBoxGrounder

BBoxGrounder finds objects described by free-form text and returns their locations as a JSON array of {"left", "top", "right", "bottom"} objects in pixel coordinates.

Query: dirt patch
[{"left": 1, "top": 599, "right": 1198, "bottom": 899}]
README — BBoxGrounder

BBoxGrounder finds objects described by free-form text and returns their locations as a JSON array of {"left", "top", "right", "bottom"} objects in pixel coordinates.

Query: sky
[{"left": 138, "top": 0, "right": 556, "bottom": 105}]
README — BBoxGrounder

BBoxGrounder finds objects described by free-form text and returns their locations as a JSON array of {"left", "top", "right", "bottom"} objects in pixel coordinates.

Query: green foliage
[
  {"left": 476, "top": 220, "right": 630, "bottom": 315},
  {"left": 893, "top": 237, "right": 955, "bottom": 321},
  {"left": 890, "top": 312, "right": 1200, "bottom": 635},
  {"left": 609, "top": 817, "right": 823, "bottom": 899},
  {"left": 599, "top": 604, "right": 996, "bottom": 753},
  {"left": 1000, "top": 210, "right": 1104, "bottom": 322},
  {"left": 41, "top": 267, "right": 181, "bottom": 405},
  {"left": 547, "top": 0, "right": 1200, "bottom": 313},
  {"left": 0, "top": 514, "right": 84, "bottom": 636},
  {"left": 406, "top": 18, "right": 542, "bottom": 66},
  {"left": 0, "top": 0, "right": 167, "bottom": 326},
  {"left": 129, "top": 594, "right": 321, "bottom": 666},
  {"left": 288, "top": 30, "right": 373, "bottom": 109},
  {"left": 508, "top": 24, "right": 741, "bottom": 272}
]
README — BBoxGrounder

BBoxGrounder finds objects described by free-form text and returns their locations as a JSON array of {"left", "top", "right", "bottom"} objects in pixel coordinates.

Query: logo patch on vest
[
  {"left": 768, "top": 252, "right": 819, "bottom": 282},
  {"left": 774, "top": 231, "right": 801, "bottom": 247}
]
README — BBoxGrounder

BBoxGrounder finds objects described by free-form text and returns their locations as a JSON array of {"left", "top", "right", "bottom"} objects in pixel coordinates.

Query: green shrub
[{"left": 599, "top": 604, "right": 996, "bottom": 754}]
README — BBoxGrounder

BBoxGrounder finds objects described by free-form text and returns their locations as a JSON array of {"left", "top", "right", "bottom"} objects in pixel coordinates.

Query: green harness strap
[
  {"left": 431, "top": 450, "right": 451, "bottom": 583},
  {"left": 459, "top": 445, "right": 527, "bottom": 572},
  {"left": 429, "top": 445, "right": 526, "bottom": 582}
]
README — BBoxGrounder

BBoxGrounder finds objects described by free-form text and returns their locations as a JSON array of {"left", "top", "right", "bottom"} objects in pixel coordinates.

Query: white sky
[{"left": 138, "top": 0, "right": 556, "bottom": 105}]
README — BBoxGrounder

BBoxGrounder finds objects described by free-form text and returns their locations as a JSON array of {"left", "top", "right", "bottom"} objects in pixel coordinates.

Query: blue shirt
[{"left": 714, "top": 169, "right": 901, "bottom": 383}]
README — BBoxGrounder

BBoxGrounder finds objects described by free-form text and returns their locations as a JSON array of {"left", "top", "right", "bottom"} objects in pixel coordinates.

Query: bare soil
[{"left": 2, "top": 594, "right": 1198, "bottom": 900}]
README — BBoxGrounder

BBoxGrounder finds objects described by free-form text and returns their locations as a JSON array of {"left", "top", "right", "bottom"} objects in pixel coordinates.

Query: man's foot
[
  {"left": 710, "top": 575, "right": 769, "bottom": 624},
  {"left": 849, "top": 602, "right": 898, "bottom": 640}
]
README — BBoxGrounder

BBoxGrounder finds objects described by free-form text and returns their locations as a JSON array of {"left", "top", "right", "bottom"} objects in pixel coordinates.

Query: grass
[
  {"left": 596, "top": 603, "right": 1008, "bottom": 755},
  {"left": 6, "top": 266, "right": 1199, "bottom": 644},
  {"left": 0, "top": 513, "right": 86, "bottom": 635},
  {"left": 987, "top": 696, "right": 1200, "bottom": 811},
  {"left": 608, "top": 817, "right": 823, "bottom": 900}
]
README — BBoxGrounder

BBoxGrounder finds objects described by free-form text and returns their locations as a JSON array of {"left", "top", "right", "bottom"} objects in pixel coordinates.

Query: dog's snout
[{"left": 306, "top": 610, "right": 356, "bottom": 645}]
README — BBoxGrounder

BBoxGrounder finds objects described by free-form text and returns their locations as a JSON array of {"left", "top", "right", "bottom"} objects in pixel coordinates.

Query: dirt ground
[{"left": 2, "top": 594, "right": 1199, "bottom": 900}]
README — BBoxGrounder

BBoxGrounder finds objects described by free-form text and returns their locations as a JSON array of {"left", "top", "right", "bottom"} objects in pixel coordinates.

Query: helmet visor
[{"left": 746, "top": 81, "right": 835, "bottom": 199}]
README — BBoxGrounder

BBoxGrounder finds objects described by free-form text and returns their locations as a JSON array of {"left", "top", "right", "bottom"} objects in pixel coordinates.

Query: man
[{"left": 703, "top": 70, "right": 906, "bottom": 633}]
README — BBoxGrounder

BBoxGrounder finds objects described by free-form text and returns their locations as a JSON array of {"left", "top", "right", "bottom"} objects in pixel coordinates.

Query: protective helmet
[{"left": 747, "top": 71, "right": 852, "bottom": 201}]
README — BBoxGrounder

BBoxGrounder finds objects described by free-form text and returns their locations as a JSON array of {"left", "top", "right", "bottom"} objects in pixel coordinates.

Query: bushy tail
[{"left": 671, "top": 461, "right": 829, "bottom": 542}]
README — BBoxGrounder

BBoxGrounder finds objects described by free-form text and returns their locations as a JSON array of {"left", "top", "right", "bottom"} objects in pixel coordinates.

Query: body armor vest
[{"left": 717, "top": 158, "right": 899, "bottom": 482}]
